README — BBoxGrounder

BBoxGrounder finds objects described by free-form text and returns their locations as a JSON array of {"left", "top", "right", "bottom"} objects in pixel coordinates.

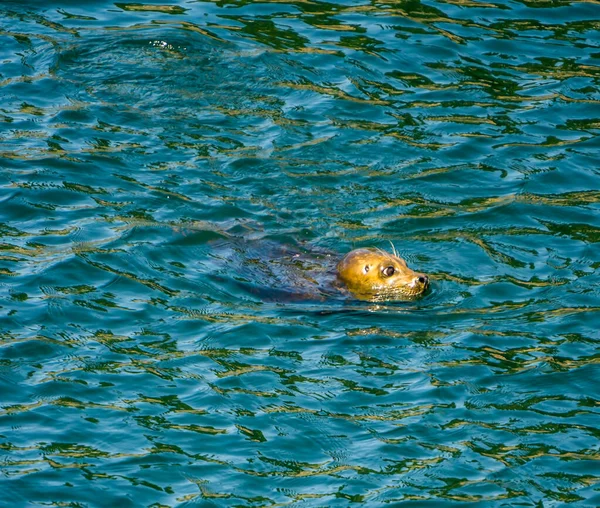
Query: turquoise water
[{"left": 1, "top": 0, "right": 599, "bottom": 505}]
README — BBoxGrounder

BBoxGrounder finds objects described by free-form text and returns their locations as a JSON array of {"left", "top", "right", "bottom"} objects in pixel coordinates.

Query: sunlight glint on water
[{"left": 1, "top": 0, "right": 599, "bottom": 505}]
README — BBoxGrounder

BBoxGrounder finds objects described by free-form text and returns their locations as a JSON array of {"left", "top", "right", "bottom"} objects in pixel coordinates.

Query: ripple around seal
[{"left": 1, "top": 1, "right": 600, "bottom": 506}]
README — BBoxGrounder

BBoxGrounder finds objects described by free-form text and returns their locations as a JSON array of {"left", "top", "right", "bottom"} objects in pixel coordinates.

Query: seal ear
[{"left": 364, "top": 265, "right": 370, "bottom": 273}]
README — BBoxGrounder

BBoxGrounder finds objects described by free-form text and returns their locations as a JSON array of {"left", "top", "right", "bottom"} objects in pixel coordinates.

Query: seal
[
  {"left": 201, "top": 237, "right": 429, "bottom": 303},
  {"left": 336, "top": 247, "right": 429, "bottom": 301}
]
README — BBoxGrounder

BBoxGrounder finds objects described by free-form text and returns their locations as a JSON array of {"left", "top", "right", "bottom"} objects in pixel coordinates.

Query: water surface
[{"left": 1, "top": 0, "right": 599, "bottom": 505}]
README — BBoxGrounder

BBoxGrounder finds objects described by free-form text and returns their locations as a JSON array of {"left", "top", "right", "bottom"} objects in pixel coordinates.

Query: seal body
[
  {"left": 336, "top": 248, "right": 429, "bottom": 301},
  {"left": 202, "top": 239, "right": 428, "bottom": 303}
]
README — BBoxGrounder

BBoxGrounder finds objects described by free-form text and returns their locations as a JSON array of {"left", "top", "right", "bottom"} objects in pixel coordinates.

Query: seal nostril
[{"left": 418, "top": 276, "right": 427, "bottom": 284}]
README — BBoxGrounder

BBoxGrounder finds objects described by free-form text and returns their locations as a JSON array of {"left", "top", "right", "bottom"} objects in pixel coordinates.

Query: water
[{"left": 1, "top": 0, "right": 599, "bottom": 505}]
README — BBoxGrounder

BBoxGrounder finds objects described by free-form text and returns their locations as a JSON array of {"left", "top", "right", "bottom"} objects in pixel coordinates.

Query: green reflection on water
[{"left": 1, "top": 0, "right": 599, "bottom": 505}]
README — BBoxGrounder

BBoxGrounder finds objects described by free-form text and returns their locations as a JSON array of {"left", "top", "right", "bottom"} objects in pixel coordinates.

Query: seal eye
[{"left": 382, "top": 266, "right": 395, "bottom": 277}]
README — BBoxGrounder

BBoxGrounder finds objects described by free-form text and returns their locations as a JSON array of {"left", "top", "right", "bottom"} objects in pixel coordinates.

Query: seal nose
[{"left": 417, "top": 275, "right": 429, "bottom": 286}]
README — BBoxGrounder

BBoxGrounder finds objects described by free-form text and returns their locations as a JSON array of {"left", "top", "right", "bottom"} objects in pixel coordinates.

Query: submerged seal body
[{"left": 336, "top": 248, "right": 429, "bottom": 301}]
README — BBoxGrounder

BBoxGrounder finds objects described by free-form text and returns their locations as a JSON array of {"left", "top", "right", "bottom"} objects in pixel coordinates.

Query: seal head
[{"left": 337, "top": 248, "right": 429, "bottom": 301}]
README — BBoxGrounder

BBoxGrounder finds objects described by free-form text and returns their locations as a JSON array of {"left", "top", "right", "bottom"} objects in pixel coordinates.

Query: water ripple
[{"left": 1, "top": 0, "right": 599, "bottom": 506}]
